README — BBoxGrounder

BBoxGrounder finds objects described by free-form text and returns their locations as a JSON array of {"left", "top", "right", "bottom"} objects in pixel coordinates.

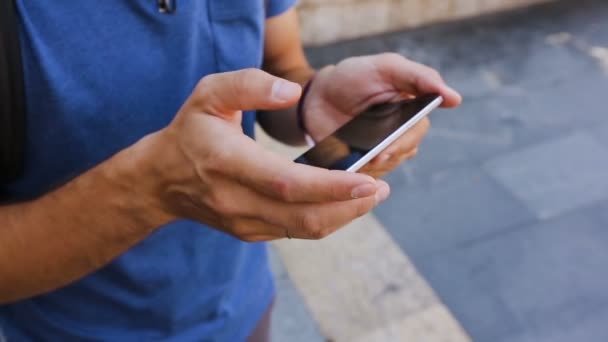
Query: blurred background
[{"left": 260, "top": 0, "right": 608, "bottom": 341}]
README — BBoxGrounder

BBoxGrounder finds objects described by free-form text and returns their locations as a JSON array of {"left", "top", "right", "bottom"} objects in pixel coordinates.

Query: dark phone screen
[{"left": 294, "top": 95, "right": 439, "bottom": 170}]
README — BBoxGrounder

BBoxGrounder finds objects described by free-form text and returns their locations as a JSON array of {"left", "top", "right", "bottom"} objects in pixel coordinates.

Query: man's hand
[
  {"left": 302, "top": 53, "right": 462, "bottom": 178},
  {"left": 143, "top": 69, "right": 390, "bottom": 241},
  {"left": 1, "top": 68, "right": 390, "bottom": 304}
]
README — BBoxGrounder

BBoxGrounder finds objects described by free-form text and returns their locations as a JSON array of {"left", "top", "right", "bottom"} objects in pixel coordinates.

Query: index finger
[
  {"left": 222, "top": 137, "right": 379, "bottom": 203},
  {"left": 374, "top": 53, "right": 462, "bottom": 108}
]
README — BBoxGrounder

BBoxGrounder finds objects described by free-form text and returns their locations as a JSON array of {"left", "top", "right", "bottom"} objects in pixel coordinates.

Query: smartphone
[{"left": 294, "top": 94, "right": 443, "bottom": 172}]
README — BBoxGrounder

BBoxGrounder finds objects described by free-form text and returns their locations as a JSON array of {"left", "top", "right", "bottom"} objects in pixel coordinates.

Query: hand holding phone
[{"left": 295, "top": 94, "right": 442, "bottom": 172}]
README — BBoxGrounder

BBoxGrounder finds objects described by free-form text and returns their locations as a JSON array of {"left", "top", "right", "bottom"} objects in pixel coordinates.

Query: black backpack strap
[{"left": 0, "top": 0, "right": 26, "bottom": 182}]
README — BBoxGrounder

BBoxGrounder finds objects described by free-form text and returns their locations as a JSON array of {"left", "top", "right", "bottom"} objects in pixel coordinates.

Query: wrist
[{"left": 101, "top": 131, "right": 179, "bottom": 229}]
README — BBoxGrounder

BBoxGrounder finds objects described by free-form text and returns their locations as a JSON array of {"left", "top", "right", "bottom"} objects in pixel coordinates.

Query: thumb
[{"left": 190, "top": 68, "right": 302, "bottom": 117}]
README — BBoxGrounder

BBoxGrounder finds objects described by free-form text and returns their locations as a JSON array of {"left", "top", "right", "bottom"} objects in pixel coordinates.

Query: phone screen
[{"left": 294, "top": 94, "right": 440, "bottom": 171}]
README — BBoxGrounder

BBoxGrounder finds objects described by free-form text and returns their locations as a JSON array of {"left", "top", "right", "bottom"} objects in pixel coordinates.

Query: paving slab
[
  {"left": 592, "top": 200, "right": 608, "bottom": 225},
  {"left": 591, "top": 123, "right": 608, "bottom": 148},
  {"left": 484, "top": 132, "right": 608, "bottom": 219},
  {"left": 375, "top": 165, "right": 536, "bottom": 258},
  {"left": 352, "top": 304, "right": 469, "bottom": 342},
  {"left": 498, "top": 308, "right": 608, "bottom": 342},
  {"left": 417, "top": 205, "right": 608, "bottom": 341}
]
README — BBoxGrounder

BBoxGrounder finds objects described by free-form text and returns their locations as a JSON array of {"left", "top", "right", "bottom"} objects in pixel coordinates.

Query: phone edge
[{"left": 346, "top": 96, "right": 444, "bottom": 173}]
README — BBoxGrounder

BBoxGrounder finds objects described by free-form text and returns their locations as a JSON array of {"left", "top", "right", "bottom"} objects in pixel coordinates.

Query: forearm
[
  {"left": 0, "top": 133, "right": 172, "bottom": 304},
  {"left": 257, "top": 66, "right": 315, "bottom": 146}
]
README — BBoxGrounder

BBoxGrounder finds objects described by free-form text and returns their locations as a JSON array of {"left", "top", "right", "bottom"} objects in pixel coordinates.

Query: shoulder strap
[{"left": 0, "top": 0, "right": 26, "bottom": 182}]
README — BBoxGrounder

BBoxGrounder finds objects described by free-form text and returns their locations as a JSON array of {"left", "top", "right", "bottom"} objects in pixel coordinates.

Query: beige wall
[{"left": 297, "top": 0, "right": 552, "bottom": 46}]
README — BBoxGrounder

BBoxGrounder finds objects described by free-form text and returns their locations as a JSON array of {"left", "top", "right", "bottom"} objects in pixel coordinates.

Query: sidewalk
[{"left": 271, "top": 0, "right": 608, "bottom": 340}]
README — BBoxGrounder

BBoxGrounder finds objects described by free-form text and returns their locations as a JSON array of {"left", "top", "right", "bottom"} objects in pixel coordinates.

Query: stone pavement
[{"left": 270, "top": 0, "right": 608, "bottom": 340}]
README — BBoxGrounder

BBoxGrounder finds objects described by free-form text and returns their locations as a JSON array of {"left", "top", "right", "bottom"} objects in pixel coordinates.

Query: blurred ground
[{"left": 272, "top": 0, "right": 608, "bottom": 340}]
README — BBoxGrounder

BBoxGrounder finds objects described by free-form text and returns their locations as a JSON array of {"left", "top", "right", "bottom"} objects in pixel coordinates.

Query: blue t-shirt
[{"left": 0, "top": 1, "right": 296, "bottom": 341}]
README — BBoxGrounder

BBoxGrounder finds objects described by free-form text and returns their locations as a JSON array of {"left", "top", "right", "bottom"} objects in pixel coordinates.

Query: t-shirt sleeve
[{"left": 266, "top": 0, "right": 298, "bottom": 18}]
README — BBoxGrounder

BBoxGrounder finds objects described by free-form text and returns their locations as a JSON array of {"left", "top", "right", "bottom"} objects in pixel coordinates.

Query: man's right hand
[
  {"left": 0, "top": 68, "right": 390, "bottom": 303},
  {"left": 138, "top": 69, "right": 391, "bottom": 241}
]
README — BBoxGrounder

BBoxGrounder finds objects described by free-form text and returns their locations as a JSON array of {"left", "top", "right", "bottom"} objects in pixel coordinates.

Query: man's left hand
[{"left": 302, "top": 53, "right": 462, "bottom": 178}]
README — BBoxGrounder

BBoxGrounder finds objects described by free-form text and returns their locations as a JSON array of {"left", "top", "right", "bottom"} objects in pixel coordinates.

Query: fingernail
[
  {"left": 375, "top": 184, "right": 391, "bottom": 203},
  {"left": 351, "top": 183, "right": 377, "bottom": 199},
  {"left": 271, "top": 80, "right": 301, "bottom": 103},
  {"left": 381, "top": 154, "right": 392, "bottom": 162}
]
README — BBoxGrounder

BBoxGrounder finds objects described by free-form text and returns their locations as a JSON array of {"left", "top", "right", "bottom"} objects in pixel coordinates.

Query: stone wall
[{"left": 297, "top": 0, "right": 553, "bottom": 46}]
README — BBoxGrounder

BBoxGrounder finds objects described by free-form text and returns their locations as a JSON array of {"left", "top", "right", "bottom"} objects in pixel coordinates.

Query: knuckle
[
  {"left": 230, "top": 221, "right": 255, "bottom": 242},
  {"left": 301, "top": 212, "right": 323, "bottom": 237},
  {"left": 192, "top": 74, "right": 219, "bottom": 108},
  {"left": 316, "top": 229, "right": 331, "bottom": 240},
  {"left": 271, "top": 175, "right": 295, "bottom": 202},
  {"left": 207, "top": 191, "right": 238, "bottom": 216},
  {"left": 196, "top": 74, "right": 215, "bottom": 96},
  {"left": 308, "top": 228, "right": 327, "bottom": 240},
  {"left": 218, "top": 216, "right": 235, "bottom": 231}
]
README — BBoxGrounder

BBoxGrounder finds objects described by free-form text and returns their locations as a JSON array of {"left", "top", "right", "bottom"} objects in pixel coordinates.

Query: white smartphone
[{"left": 294, "top": 94, "right": 443, "bottom": 172}]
